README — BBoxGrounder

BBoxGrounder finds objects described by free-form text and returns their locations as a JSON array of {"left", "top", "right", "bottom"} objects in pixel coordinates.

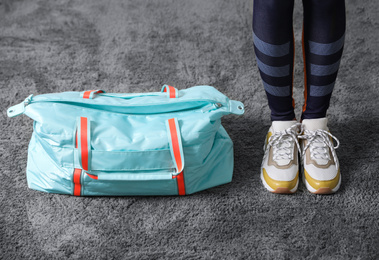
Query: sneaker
[
  {"left": 261, "top": 121, "right": 301, "bottom": 194},
  {"left": 300, "top": 118, "right": 341, "bottom": 194}
]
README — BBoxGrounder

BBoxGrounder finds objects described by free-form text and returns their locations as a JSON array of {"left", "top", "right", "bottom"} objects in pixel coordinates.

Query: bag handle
[
  {"left": 81, "top": 90, "right": 105, "bottom": 99},
  {"left": 76, "top": 116, "right": 184, "bottom": 180},
  {"left": 80, "top": 85, "right": 179, "bottom": 99},
  {"left": 161, "top": 85, "right": 179, "bottom": 98}
]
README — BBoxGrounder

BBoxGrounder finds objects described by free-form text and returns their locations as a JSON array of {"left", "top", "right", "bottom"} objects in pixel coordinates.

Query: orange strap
[
  {"left": 78, "top": 117, "right": 91, "bottom": 171},
  {"left": 73, "top": 117, "right": 92, "bottom": 196},
  {"left": 73, "top": 168, "right": 82, "bottom": 196},
  {"left": 81, "top": 89, "right": 105, "bottom": 99},
  {"left": 161, "top": 85, "right": 178, "bottom": 98},
  {"left": 86, "top": 173, "right": 98, "bottom": 180},
  {"left": 167, "top": 118, "right": 184, "bottom": 173},
  {"left": 167, "top": 118, "right": 185, "bottom": 195},
  {"left": 172, "top": 171, "right": 186, "bottom": 195}
]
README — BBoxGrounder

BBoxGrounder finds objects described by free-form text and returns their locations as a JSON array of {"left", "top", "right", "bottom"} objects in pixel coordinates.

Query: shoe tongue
[
  {"left": 272, "top": 120, "right": 297, "bottom": 132},
  {"left": 302, "top": 118, "right": 329, "bottom": 131}
]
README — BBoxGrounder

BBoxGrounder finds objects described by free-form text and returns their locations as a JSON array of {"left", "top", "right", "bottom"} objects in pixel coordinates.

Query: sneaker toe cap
[
  {"left": 304, "top": 167, "right": 340, "bottom": 191},
  {"left": 262, "top": 167, "right": 299, "bottom": 191}
]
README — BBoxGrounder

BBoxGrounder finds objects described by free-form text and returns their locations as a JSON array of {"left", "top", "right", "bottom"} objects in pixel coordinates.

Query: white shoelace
[
  {"left": 299, "top": 128, "right": 340, "bottom": 167},
  {"left": 264, "top": 123, "right": 302, "bottom": 161}
]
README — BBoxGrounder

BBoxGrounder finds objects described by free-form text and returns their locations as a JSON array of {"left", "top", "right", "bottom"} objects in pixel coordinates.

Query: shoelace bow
[
  {"left": 298, "top": 128, "right": 340, "bottom": 164},
  {"left": 265, "top": 123, "right": 302, "bottom": 161}
]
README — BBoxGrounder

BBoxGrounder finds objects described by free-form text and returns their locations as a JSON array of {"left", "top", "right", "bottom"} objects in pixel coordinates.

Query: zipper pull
[
  {"left": 7, "top": 94, "right": 33, "bottom": 118},
  {"left": 201, "top": 102, "right": 223, "bottom": 113},
  {"left": 215, "top": 102, "right": 223, "bottom": 108}
]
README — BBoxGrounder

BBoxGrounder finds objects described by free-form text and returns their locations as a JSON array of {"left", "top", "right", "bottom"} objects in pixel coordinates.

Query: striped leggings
[{"left": 253, "top": 0, "right": 346, "bottom": 121}]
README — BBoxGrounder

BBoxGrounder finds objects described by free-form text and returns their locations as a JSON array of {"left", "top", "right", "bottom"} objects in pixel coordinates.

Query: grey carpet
[{"left": 1, "top": 0, "right": 378, "bottom": 259}]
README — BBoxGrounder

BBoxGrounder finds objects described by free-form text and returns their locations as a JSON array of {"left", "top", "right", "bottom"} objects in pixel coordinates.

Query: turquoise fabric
[{"left": 7, "top": 86, "right": 244, "bottom": 196}]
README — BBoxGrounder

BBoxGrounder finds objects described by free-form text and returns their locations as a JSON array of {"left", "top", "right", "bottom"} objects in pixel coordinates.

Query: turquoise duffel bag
[{"left": 7, "top": 85, "right": 244, "bottom": 196}]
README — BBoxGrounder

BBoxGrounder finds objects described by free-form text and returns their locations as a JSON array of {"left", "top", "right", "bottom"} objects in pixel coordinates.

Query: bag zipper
[{"left": 8, "top": 94, "right": 226, "bottom": 116}]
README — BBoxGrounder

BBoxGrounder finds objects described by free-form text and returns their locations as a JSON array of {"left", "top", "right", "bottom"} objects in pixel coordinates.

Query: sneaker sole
[{"left": 260, "top": 170, "right": 298, "bottom": 194}]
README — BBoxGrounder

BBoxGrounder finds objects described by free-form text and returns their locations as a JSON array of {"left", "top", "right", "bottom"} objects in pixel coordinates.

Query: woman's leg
[
  {"left": 253, "top": 0, "right": 301, "bottom": 194},
  {"left": 300, "top": 0, "right": 346, "bottom": 194},
  {"left": 253, "top": 0, "right": 296, "bottom": 121},
  {"left": 302, "top": 0, "right": 346, "bottom": 120}
]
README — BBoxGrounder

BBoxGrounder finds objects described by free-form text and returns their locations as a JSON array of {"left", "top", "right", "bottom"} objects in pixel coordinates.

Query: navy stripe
[
  {"left": 253, "top": 32, "right": 290, "bottom": 57},
  {"left": 263, "top": 81, "right": 291, "bottom": 97},
  {"left": 310, "top": 60, "right": 341, "bottom": 76},
  {"left": 307, "top": 72, "right": 338, "bottom": 87},
  {"left": 258, "top": 70, "right": 292, "bottom": 87},
  {"left": 302, "top": 94, "right": 332, "bottom": 120},
  {"left": 254, "top": 46, "right": 292, "bottom": 67},
  {"left": 309, "top": 82, "right": 335, "bottom": 97},
  {"left": 256, "top": 56, "right": 290, "bottom": 77},
  {"left": 309, "top": 34, "right": 345, "bottom": 56},
  {"left": 266, "top": 92, "right": 295, "bottom": 121},
  {"left": 307, "top": 48, "right": 344, "bottom": 66}
]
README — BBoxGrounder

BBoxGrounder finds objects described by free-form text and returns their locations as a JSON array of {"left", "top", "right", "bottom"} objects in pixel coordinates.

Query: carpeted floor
[{"left": 1, "top": 0, "right": 378, "bottom": 259}]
